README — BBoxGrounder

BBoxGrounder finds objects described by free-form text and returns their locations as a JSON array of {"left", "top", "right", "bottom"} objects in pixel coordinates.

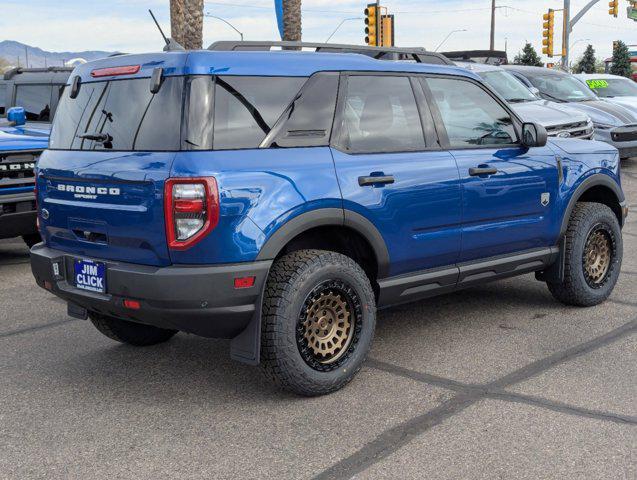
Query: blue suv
[{"left": 30, "top": 49, "right": 627, "bottom": 395}]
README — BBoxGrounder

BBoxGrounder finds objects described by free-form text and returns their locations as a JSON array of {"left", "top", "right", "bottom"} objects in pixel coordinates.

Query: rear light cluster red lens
[{"left": 164, "top": 177, "right": 219, "bottom": 250}]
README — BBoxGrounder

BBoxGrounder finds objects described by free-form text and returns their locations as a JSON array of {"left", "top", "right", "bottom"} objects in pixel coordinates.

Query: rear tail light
[{"left": 164, "top": 177, "right": 219, "bottom": 250}]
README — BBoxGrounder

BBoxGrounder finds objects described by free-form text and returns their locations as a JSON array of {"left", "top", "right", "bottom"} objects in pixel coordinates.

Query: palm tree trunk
[
  {"left": 183, "top": 0, "right": 204, "bottom": 50},
  {"left": 282, "top": 0, "right": 302, "bottom": 42},
  {"left": 170, "top": 0, "right": 185, "bottom": 46}
]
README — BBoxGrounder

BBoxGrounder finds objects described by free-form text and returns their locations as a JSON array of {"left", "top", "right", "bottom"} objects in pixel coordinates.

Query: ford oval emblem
[
  {"left": 556, "top": 131, "right": 571, "bottom": 138},
  {"left": 41, "top": 208, "right": 50, "bottom": 220}
]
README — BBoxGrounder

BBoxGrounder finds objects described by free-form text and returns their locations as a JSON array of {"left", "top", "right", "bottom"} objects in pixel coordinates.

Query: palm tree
[
  {"left": 283, "top": 0, "right": 302, "bottom": 42},
  {"left": 170, "top": 0, "right": 185, "bottom": 46},
  {"left": 170, "top": 0, "right": 204, "bottom": 49}
]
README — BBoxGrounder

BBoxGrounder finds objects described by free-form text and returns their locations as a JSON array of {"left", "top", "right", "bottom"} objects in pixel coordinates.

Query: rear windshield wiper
[
  {"left": 76, "top": 132, "right": 112, "bottom": 143},
  {"left": 508, "top": 98, "right": 531, "bottom": 103}
]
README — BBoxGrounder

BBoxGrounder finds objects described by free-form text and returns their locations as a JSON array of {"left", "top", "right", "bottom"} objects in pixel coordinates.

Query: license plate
[{"left": 73, "top": 259, "right": 106, "bottom": 293}]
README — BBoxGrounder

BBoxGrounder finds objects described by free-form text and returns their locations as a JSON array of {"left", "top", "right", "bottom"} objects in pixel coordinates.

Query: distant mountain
[{"left": 0, "top": 40, "right": 115, "bottom": 68}]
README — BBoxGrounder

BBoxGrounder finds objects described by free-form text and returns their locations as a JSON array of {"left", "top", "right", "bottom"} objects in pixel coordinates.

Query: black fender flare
[
  {"left": 255, "top": 208, "right": 391, "bottom": 279},
  {"left": 560, "top": 173, "right": 625, "bottom": 238}
]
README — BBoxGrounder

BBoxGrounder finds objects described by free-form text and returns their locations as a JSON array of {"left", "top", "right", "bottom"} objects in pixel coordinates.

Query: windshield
[
  {"left": 524, "top": 72, "right": 597, "bottom": 102},
  {"left": 479, "top": 70, "right": 537, "bottom": 103},
  {"left": 585, "top": 77, "right": 637, "bottom": 98}
]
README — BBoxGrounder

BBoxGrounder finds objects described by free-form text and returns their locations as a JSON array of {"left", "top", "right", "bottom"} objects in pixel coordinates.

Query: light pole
[
  {"left": 325, "top": 17, "right": 360, "bottom": 43},
  {"left": 204, "top": 13, "right": 244, "bottom": 41},
  {"left": 434, "top": 29, "right": 467, "bottom": 52}
]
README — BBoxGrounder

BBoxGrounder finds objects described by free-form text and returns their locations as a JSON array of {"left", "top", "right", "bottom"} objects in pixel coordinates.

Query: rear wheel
[
  {"left": 22, "top": 233, "right": 41, "bottom": 248},
  {"left": 261, "top": 250, "right": 376, "bottom": 396},
  {"left": 547, "top": 202, "right": 622, "bottom": 307},
  {"left": 90, "top": 313, "right": 178, "bottom": 346}
]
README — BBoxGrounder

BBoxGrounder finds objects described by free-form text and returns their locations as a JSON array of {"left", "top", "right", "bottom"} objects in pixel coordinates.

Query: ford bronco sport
[{"left": 31, "top": 48, "right": 627, "bottom": 396}]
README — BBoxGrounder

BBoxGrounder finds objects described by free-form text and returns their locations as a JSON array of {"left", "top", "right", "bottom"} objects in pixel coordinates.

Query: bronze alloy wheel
[
  {"left": 296, "top": 280, "right": 362, "bottom": 372},
  {"left": 582, "top": 224, "right": 615, "bottom": 288}
]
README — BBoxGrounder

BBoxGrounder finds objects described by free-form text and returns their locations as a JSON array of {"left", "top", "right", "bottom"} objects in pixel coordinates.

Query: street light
[
  {"left": 204, "top": 13, "right": 244, "bottom": 41},
  {"left": 434, "top": 29, "right": 467, "bottom": 52},
  {"left": 325, "top": 17, "right": 360, "bottom": 43}
]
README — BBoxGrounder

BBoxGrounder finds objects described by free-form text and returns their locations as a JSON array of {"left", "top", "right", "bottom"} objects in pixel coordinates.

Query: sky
[{"left": 1, "top": 0, "right": 636, "bottom": 63}]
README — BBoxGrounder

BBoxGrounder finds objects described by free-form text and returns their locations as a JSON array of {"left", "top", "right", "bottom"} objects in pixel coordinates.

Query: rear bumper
[
  {"left": 0, "top": 191, "right": 37, "bottom": 239},
  {"left": 30, "top": 244, "right": 271, "bottom": 339}
]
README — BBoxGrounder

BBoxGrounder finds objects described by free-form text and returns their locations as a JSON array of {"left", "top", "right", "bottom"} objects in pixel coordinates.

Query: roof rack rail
[
  {"left": 3, "top": 66, "right": 74, "bottom": 80},
  {"left": 208, "top": 41, "right": 454, "bottom": 66}
]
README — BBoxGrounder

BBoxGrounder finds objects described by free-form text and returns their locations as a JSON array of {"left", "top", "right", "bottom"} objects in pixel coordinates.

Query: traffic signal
[
  {"left": 380, "top": 14, "right": 394, "bottom": 47},
  {"left": 609, "top": 0, "right": 619, "bottom": 17},
  {"left": 542, "top": 9, "right": 555, "bottom": 57},
  {"left": 365, "top": 4, "right": 378, "bottom": 46}
]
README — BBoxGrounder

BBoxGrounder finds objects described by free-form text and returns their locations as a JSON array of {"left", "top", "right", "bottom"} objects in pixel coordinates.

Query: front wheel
[
  {"left": 547, "top": 202, "right": 622, "bottom": 307},
  {"left": 261, "top": 250, "right": 376, "bottom": 396}
]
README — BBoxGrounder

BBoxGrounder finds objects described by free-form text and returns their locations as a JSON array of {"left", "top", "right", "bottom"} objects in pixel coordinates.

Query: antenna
[
  {"left": 148, "top": 9, "right": 185, "bottom": 51},
  {"left": 149, "top": 9, "right": 169, "bottom": 46}
]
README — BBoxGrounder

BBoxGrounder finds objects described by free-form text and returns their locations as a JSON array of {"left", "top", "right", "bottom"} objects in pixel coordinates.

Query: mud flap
[
  {"left": 535, "top": 238, "right": 565, "bottom": 283},
  {"left": 229, "top": 282, "right": 266, "bottom": 366}
]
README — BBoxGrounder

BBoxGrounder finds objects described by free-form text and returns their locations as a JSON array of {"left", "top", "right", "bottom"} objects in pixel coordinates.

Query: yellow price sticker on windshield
[{"left": 586, "top": 79, "right": 609, "bottom": 90}]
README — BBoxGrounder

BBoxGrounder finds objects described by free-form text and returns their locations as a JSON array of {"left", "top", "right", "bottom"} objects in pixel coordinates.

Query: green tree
[
  {"left": 574, "top": 44, "right": 597, "bottom": 74},
  {"left": 0, "top": 57, "right": 11, "bottom": 74},
  {"left": 513, "top": 43, "right": 544, "bottom": 67},
  {"left": 610, "top": 40, "right": 632, "bottom": 78}
]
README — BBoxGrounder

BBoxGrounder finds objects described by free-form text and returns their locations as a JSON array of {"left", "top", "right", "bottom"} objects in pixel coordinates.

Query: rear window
[
  {"left": 15, "top": 84, "right": 54, "bottom": 122},
  {"left": 0, "top": 84, "right": 6, "bottom": 115},
  {"left": 51, "top": 75, "right": 307, "bottom": 151},
  {"left": 50, "top": 77, "right": 184, "bottom": 151}
]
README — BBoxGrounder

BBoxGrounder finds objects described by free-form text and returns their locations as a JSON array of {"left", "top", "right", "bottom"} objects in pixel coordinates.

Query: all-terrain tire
[
  {"left": 90, "top": 313, "right": 178, "bottom": 346},
  {"left": 22, "top": 233, "right": 41, "bottom": 248},
  {"left": 547, "top": 202, "right": 622, "bottom": 307},
  {"left": 261, "top": 250, "right": 376, "bottom": 396}
]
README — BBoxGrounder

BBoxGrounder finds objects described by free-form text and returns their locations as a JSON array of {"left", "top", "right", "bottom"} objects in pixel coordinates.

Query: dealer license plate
[{"left": 73, "top": 259, "right": 106, "bottom": 293}]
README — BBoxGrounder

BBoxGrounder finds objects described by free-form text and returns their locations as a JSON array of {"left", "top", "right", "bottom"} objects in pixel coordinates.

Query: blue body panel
[{"left": 35, "top": 51, "right": 623, "bottom": 281}]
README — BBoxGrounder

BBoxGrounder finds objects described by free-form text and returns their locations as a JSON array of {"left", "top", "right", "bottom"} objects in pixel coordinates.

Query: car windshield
[
  {"left": 523, "top": 72, "right": 597, "bottom": 102},
  {"left": 479, "top": 70, "right": 537, "bottom": 103},
  {"left": 585, "top": 77, "right": 637, "bottom": 98}
]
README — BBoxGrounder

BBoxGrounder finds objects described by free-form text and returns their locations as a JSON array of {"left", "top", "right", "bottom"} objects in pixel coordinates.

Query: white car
[{"left": 576, "top": 73, "right": 637, "bottom": 116}]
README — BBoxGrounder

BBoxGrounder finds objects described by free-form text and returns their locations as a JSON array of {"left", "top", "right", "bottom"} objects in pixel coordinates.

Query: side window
[
  {"left": 339, "top": 75, "right": 426, "bottom": 153},
  {"left": 271, "top": 72, "right": 339, "bottom": 148},
  {"left": 426, "top": 77, "right": 517, "bottom": 148},
  {"left": 15, "top": 84, "right": 54, "bottom": 122},
  {"left": 213, "top": 76, "right": 306, "bottom": 150}
]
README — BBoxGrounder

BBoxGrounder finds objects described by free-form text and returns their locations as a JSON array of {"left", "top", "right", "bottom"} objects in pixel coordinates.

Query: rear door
[
  {"left": 331, "top": 73, "right": 462, "bottom": 277},
  {"left": 40, "top": 75, "right": 185, "bottom": 266},
  {"left": 424, "top": 75, "right": 560, "bottom": 262}
]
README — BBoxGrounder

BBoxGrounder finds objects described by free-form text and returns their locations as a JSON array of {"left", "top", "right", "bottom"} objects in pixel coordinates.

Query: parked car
[
  {"left": 575, "top": 73, "right": 637, "bottom": 116},
  {"left": 505, "top": 65, "right": 637, "bottom": 158},
  {"left": 31, "top": 48, "right": 626, "bottom": 396},
  {"left": 459, "top": 62, "right": 593, "bottom": 139},
  {"left": 0, "top": 67, "right": 72, "bottom": 247},
  {"left": 0, "top": 66, "right": 72, "bottom": 129},
  {"left": 0, "top": 108, "right": 48, "bottom": 247}
]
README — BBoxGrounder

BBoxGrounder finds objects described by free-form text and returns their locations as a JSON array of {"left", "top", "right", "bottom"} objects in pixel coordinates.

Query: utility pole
[
  {"left": 562, "top": 0, "right": 570, "bottom": 71},
  {"left": 490, "top": 0, "right": 496, "bottom": 50},
  {"left": 24, "top": 45, "right": 29, "bottom": 68}
]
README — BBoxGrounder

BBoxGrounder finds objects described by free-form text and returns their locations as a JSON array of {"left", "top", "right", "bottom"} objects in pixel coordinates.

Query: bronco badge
[{"left": 541, "top": 192, "right": 550, "bottom": 207}]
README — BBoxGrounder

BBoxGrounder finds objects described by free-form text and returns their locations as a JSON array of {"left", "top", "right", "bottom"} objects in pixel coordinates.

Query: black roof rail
[
  {"left": 207, "top": 41, "right": 455, "bottom": 66},
  {"left": 440, "top": 50, "right": 508, "bottom": 66},
  {"left": 3, "top": 66, "right": 74, "bottom": 80}
]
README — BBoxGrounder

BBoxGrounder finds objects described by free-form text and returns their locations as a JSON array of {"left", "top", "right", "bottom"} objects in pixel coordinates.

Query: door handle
[
  {"left": 469, "top": 167, "right": 498, "bottom": 177},
  {"left": 358, "top": 175, "right": 395, "bottom": 187}
]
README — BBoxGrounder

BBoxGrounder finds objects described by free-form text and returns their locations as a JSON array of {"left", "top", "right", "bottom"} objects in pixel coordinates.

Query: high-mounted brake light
[
  {"left": 90, "top": 65, "right": 141, "bottom": 78},
  {"left": 164, "top": 177, "right": 219, "bottom": 250}
]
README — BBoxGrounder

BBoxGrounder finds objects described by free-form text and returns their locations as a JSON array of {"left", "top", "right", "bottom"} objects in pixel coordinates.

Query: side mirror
[
  {"left": 7, "top": 107, "right": 26, "bottom": 126},
  {"left": 529, "top": 87, "right": 541, "bottom": 96},
  {"left": 522, "top": 122, "right": 548, "bottom": 148}
]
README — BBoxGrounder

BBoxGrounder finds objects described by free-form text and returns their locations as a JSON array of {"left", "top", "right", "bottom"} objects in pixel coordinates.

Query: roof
[
  {"left": 2, "top": 66, "right": 73, "bottom": 83},
  {"left": 574, "top": 73, "right": 631, "bottom": 80},
  {"left": 68, "top": 50, "right": 478, "bottom": 84},
  {"left": 503, "top": 65, "right": 567, "bottom": 76},
  {"left": 455, "top": 61, "right": 503, "bottom": 73}
]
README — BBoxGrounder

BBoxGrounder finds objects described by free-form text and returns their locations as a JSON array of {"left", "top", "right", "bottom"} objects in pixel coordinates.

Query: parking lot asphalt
[{"left": 1, "top": 161, "right": 636, "bottom": 480}]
